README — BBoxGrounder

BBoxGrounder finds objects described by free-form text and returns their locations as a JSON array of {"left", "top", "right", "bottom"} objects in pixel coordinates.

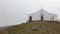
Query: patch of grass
[{"left": 0, "top": 21, "right": 60, "bottom": 34}]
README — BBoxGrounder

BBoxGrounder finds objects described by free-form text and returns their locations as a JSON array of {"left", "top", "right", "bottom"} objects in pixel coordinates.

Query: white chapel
[{"left": 28, "top": 8, "right": 57, "bottom": 21}]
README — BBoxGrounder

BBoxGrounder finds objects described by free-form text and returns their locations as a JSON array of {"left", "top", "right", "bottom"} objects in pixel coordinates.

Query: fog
[{"left": 0, "top": 0, "right": 60, "bottom": 27}]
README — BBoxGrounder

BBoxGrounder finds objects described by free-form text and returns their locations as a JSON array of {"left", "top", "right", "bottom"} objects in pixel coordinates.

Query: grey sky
[{"left": 0, "top": 0, "right": 60, "bottom": 27}]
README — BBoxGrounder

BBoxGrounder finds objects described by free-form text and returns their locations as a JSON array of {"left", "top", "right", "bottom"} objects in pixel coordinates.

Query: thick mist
[{"left": 0, "top": 0, "right": 60, "bottom": 27}]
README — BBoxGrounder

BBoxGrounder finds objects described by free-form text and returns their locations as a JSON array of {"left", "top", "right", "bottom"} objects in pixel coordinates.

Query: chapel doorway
[
  {"left": 41, "top": 15, "right": 43, "bottom": 21},
  {"left": 29, "top": 16, "right": 32, "bottom": 21}
]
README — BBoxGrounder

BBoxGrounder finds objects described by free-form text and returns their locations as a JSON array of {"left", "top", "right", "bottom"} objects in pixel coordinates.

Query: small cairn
[{"left": 32, "top": 26, "right": 39, "bottom": 31}]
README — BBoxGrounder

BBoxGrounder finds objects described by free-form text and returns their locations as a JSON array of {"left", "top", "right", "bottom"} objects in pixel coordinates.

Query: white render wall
[{"left": 29, "top": 9, "right": 57, "bottom": 21}]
